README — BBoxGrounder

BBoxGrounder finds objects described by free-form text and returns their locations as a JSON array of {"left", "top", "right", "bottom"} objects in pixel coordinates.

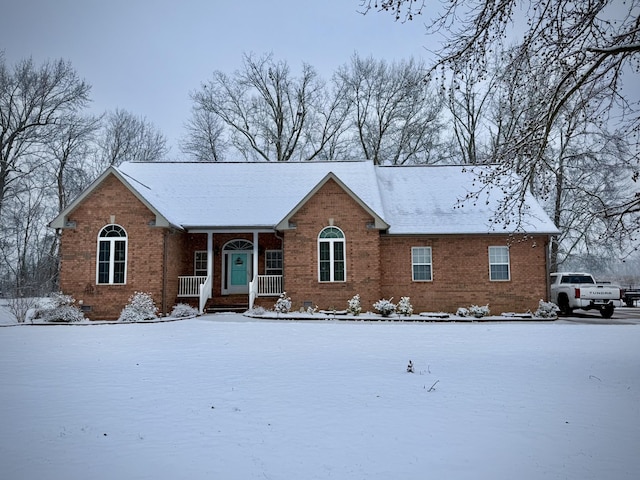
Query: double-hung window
[
  {"left": 489, "top": 246, "right": 510, "bottom": 281},
  {"left": 412, "top": 247, "right": 432, "bottom": 281},
  {"left": 265, "top": 250, "right": 283, "bottom": 276},
  {"left": 194, "top": 251, "right": 208, "bottom": 276},
  {"left": 318, "top": 227, "right": 345, "bottom": 282},
  {"left": 97, "top": 225, "right": 127, "bottom": 284}
]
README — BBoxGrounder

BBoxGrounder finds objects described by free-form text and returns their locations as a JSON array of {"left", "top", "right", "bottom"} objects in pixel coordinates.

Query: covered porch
[{"left": 176, "top": 230, "right": 284, "bottom": 313}]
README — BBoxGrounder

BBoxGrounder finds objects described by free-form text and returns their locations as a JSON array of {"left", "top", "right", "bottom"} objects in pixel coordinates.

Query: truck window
[{"left": 560, "top": 275, "right": 595, "bottom": 284}]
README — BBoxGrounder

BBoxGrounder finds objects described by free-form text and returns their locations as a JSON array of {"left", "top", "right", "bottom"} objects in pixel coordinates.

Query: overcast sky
[{"left": 1, "top": 0, "right": 434, "bottom": 156}]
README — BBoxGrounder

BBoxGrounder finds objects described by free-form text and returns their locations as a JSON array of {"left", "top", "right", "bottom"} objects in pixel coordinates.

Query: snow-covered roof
[
  {"left": 375, "top": 165, "right": 558, "bottom": 234},
  {"left": 53, "top": 160, "right": 558, "bottom": 235},
  {"left": 115, "top": 160, "right": 386, "bottom": 230}
]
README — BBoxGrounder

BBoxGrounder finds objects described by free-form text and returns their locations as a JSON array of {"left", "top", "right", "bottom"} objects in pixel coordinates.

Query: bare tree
[
  {"left": 190, "top": 53, "right": 347, "bottom": 162},
  {"left": 181, "top": 107, "right": 228, "bottom": 161},
  {"left": 46, "top": 113, "right": 101, "bottom": 211},
  {"left": 95, "top": 108, "right": 168, "bottom": 170},
  {"left": 0, "top": 54, "right": 91, "bottom": 216},
  {"left": 361, "top": 0, "right": 640, "bottom": 217},
  {"left": 335, "top": 54, "right": 443, "bottom": 164}
]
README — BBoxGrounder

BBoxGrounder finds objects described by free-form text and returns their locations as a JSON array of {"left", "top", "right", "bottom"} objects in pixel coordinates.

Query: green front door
[{"left": 230, "top": 253, "right": 248, "bottom": 286}]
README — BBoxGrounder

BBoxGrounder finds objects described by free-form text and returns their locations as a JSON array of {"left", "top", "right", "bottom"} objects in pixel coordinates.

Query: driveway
[{"left": 558, "top": 306, "right": 640, "bottom": 325}]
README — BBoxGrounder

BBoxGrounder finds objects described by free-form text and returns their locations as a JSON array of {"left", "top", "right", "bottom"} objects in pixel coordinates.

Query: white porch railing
[
  {"left": 257, "top": 275, "right": 283, "bottom": 296},
  {"left": 249, "top": 275, "right": 283, "bottom": 309},
  {"left": 178, "top": 276, "right": 208, "bottom": 297}
]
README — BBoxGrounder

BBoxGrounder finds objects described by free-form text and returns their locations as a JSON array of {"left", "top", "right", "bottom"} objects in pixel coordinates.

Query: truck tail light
[{"left": 575, "top": 288, "right": 581, "bottom": 298}]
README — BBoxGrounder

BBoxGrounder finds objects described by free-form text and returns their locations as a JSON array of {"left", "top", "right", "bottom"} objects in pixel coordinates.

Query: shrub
[
  {"left": 33, "top": 293, "right": 85, "bottom": 323},
  {"left": 170, "top": 303, "right": 199, "bottom": 318},
  {"left": 248, "top": 306, "right": 266, "bottom": 315},
  {"left": 535, "top": 299, "right": 558, "bottom": 318},
  {"left": 469, "top": 304, "right": 490, "bottom": 318},
  {"left": 347, "top": 294, "right": 362, "bottom": 316},
  {"left": 373, "top": 297, "right": 396, "bottom": 316},
  {"left": 119, "top": 292, "right": 158, "bottom": 322},
  {"left": 397, "top": 297, "right": 413, "bottom": 316},
  {"left": 456, "top": 307, "right": 470, "bottom": 317},
  {"left": 274, "top": 292, "right": 292, "bottom": 314},
  {"left": 7, "top": 295, "right": 38, "bottom": 323}
]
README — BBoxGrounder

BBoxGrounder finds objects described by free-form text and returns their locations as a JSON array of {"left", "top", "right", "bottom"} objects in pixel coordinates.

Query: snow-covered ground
[{"left": 1, "top": 314, "right": 639, "bottom": 480}]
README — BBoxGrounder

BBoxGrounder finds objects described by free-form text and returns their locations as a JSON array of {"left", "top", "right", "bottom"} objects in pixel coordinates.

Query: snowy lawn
[{"left": 1, "top": 316, "right": 639, "bottom": 480}]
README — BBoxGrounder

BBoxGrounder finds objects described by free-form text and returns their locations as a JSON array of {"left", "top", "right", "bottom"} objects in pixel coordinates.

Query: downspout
[
  {"left": 546, "top": 235, "right": 552, "bottom": 302},
  {"left": 162, "top": 230, "right": 168, "bottom": 316}
]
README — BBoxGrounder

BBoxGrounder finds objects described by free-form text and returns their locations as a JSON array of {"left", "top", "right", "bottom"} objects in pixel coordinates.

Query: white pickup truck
[{"left": 550, "top": 272, "right": 622, "bottom": 318}]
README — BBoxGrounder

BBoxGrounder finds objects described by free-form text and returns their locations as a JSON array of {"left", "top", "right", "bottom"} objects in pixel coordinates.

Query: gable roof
[
  {"left": 49, "top": 167, "right": 175, "bottom": 229},
  {"left": 51, "top": 160, "right": 559, "bottom": 235}
]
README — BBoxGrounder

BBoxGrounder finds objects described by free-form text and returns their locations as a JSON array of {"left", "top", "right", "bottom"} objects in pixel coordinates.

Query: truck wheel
[
  {"left": 600, "top": 305, "right": 614, "bottom": 319},
  {"left": 558, "top": 295, "right": 572, "bottom": 315}
]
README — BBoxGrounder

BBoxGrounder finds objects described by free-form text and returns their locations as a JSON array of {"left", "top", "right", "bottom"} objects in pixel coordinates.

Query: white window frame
[
  {"left": 96, "top": 224, "right": 128, "bottom": 285},
  {"left": 489, "top": 246, "right": 510, "bottom": 281},
  {"left": 265, "top": 249, "right": 283, "bottom": 275},
  {"left": 318, "top": 227, "right": 346, "bottom": 282},
  {"left": 411, "top": 246, "right": 433, "bottom": 281},
  {"left": 194, "top": 251, "right": 207, "bottom": 276}
]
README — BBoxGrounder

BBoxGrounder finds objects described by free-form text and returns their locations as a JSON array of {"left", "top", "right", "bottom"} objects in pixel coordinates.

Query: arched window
[
  {"left": 318, "top": 227, "right": 345, "bottom": 282},
  {"left": 97, "top": 225, "right": 127, "bottom": 284}
]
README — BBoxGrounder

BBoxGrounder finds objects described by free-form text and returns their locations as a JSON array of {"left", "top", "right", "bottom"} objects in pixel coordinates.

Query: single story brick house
[{"left": 50, "top": 160, "right": 558, "bottom": 319}]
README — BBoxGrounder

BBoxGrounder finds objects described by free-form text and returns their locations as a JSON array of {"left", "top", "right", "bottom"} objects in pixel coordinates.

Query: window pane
[
  {"left": 333, "top": 242, "right": 344, "bottom": 261},
  {"left": 265, "top": 250, "right": 283, "bottom": 273},
  {"left": 319, "top": 242, "right": 330, "bottom": 261},
  {"left": 319, "top": 261, "right": 330, "bottom": 281},
  {"left": 334, "top": 261, "right": 345, "bottom": 281},
  {"left": 319, "top": 227, "right": 344, "bottom": 239},
  {"left": 413, "top": 265, "right": 432, "bottom": 281},
  {"left": 412, "top": 247, "right": 431, "bottom": 264},
  {"left": 490, "top": 264, "right": 509, "bottom": 281},
  {"left": 113, "top": 261, "right": 125, "bottom": 283},
  {"left": 489, "top": 246, "right": 508, "bottom": 263},
  {"left": 98, "top": 262, "right": 110, "bottom": 284},
  {"left": 114, "top": 241, "right": 126, "bottom": 261},
  {"left": 99, "top": 242, "right": 110, "bottom": 262}
]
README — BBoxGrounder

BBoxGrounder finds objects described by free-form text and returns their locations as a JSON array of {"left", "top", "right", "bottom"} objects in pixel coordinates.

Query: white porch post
[
  {"left": 207, "top": 232, "right": 214, "bottom": 279},
  {"left": 252, "top": 231, "right": 259, "bottom": 279}
]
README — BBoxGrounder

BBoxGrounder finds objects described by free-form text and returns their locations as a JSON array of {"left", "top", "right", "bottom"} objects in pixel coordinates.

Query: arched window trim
[
  {"left": 318, "top": 226, "right": 346, "bottom": 282},
  {"left": 96, "top": 224, "right": 128, "bottom": 285},
  {"left": 222, "top": 239, "right": 253, "bottom": 251}
]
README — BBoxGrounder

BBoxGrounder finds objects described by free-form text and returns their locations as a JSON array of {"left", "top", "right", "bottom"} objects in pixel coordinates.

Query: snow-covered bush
[
  {"left": 534, "top": 299, "right": 558, "bottom": 318},
  {"left": 33, "top": 293, "right": 85, "bottom": 323},
  {"left": 397, "top": 296, "right": 413, "bottom": 316},
  {"left": 248, "top": 306, "right": 266, "bottom": 316},
  {"left": 274, "top": 292, "right": 292, "bottom": 314},
  {"left": 306, "top": 305, "right": 318, "bottom": 315},
  {"left": 118, "top": 291, "right": 158, "bottom": 322},
  {"left": 456, "top": 307, "right": 470, "bottom": 317},
  {"left": 373, "top": 297, "right": 396, "bottom": 316},
  {"left": 469, "top": 304, "right": 490, "bottom": 318},
  {"left": 170, "top": 303, "right": 199, "bottom": 318},
  {"left": 347, "top": 294, "right": 362, "bottom": 316}
]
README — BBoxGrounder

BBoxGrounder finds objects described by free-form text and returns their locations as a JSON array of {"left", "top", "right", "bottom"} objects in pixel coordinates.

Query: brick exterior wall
[
  {"left": 281, "top": 178, "right": 382, "bottom": 311},
  {"left": 58, "top": 174, "right": 186, "bottom": 320},
  {"left": 58, "top": 173, "right": 551, "bottom": 318},
  {"left": 379, "top": 235, "right": 550, "bottom": 314}
]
